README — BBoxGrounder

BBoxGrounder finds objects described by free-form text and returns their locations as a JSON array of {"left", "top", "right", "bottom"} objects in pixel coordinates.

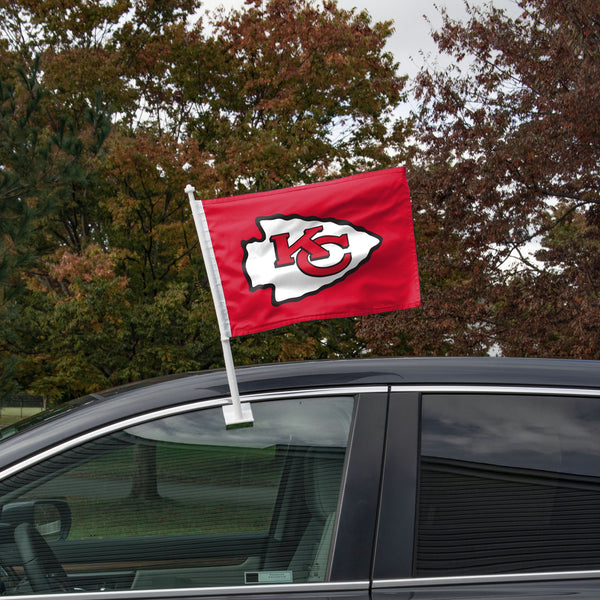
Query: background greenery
[{"left": 1, "top": 0, "right": 598, "bottom": 406}]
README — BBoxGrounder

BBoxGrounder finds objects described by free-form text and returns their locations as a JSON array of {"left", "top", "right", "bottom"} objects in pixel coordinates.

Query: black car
[{"left": 0, "top": 357, "right": 600, "bottom": 599}]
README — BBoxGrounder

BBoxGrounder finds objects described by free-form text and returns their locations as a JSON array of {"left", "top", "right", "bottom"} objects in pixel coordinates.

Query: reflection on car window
[
  {"left": 0, "top": 396, "right": 95, "bottom": 441},
  {"left": 0, "top": 396, "right": 353, "bottom": 594},
  {"left": 417, "top": 394, "right": 600, "bottom": 577}
]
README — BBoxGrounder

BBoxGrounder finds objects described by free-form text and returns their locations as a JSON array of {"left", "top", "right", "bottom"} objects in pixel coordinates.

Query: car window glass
[
  {"left": 0, "top": 396, "right": 354, "bottom": 594},
  {"left": 417, "top": 394, "right": 600, "bottom": 576},
  {"left": 0, "top": 396, "right": 95, "bottom": 442}
]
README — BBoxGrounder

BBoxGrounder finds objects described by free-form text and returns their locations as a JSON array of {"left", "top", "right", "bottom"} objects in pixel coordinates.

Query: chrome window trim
[
  {"left": 2, "top": 580, "right": 370, "bottom": 600},
  {"left": 391, "top": 384, "right": 600, "bottom": 397},
  {"left": 0, "top": 386, "right": 385, "bottom": 481},
  {"left": 373, "top": 570, "right": 600, "bottom": 588},
  {"left": 243, "top": 385, "right": 387, "bottom": 401}
]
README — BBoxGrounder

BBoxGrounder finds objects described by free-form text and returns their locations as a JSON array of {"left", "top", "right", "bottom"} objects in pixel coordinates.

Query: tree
[
  {"left": 1, "top": 0, "right": 408, "bottom": 402},
  {"left": 494, "top": 202, "right": 600, "bottom": 358},
  {"left": 179, "top": 0, "right": 407, "bottom": 193},
  {"left": 361, "top": 0, "right": 600, "bottom": 358},
  {"left": 0, "top": 65, "right": 45, "bottom": 307},
  {"left": 0, "top": 59, "right": 112, "bottom": 401}
]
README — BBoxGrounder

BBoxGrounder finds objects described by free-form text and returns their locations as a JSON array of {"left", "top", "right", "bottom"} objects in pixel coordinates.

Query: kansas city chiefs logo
[{"left": 242, "top": 215, "right": 382, "bottom": 305}]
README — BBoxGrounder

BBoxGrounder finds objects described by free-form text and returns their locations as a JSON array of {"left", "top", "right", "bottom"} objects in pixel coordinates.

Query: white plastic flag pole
[{"left": 185, "top": 185, "right": 253, "bottom": 428}]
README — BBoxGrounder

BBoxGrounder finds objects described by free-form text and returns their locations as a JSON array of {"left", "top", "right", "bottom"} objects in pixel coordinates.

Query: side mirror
[{"left": 1, "top": 500, "right": 71, "bottom": 542}]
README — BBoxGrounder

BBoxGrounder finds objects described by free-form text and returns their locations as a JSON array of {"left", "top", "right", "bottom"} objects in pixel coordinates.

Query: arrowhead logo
[{"left": 242, "top": 215, "right": 382, "bottom": 305}]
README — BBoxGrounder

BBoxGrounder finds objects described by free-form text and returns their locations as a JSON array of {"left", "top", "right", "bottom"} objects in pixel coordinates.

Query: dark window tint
[{"left": 417, "top": 394, "right": 600, "bottom": 576}]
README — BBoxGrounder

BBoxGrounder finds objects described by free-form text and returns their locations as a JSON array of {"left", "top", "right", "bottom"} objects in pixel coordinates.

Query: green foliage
[
  {"left": 0, "top": 62, "right": 45, "bottom": 302},
  {"left": 0, "top": 0, "right": 405, "bottom": 403},
  {"left": 0, "top": 58, "right": 113, "bottom": 402},
  {"left": 4, "top": 0, "right": 597, "bottom": 404}
]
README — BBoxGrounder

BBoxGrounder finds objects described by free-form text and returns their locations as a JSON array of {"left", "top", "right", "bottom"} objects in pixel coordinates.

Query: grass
[
  {"left": 71, "top": 443, "right": 282, "bottom": 487},
  {"left": 68, "top": 497, "right": 273, "bottom": 539},
  {"left": 0, "top": 407, "right": 43, "bottom": 427},
  {"left": 14, "top": 421, "right": 285, "bottom": 540},
  {"left": 55, "top": 443, "right": 283, "bottom": 540}
]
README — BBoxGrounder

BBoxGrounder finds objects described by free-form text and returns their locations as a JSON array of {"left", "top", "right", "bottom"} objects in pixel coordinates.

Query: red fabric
[{"left": 201, "top": 168, "right": 420, "bottom": 336}]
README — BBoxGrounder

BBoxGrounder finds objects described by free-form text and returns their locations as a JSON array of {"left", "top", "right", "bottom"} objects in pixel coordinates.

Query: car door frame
[
  {"left": 0, "top": 386, "right": 390, "bottom": 599},
  {"left": 373, "top": 385, "right": 600, "bottom": 600}
]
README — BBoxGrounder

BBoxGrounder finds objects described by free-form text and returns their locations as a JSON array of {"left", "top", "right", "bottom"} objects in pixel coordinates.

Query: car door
[
  {"left": 0, "top": 388, "right": 387, "bottom": 600},
  {"left": 373, "top": 388, "right": 600, "bottom": 600}
]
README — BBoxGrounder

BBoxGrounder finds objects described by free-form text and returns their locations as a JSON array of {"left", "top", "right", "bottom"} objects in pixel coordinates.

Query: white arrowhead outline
[{"left": 242, "top": 214, "right": 382, "bottom": 306}]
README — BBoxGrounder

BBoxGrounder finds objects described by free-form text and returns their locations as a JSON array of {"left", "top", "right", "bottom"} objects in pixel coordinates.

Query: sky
[
  {"left": 200, "top": 0, "right": 521, "bottom": 81},
  {"left": 339, "top": 0, "right": 520, "bottom": 75}
]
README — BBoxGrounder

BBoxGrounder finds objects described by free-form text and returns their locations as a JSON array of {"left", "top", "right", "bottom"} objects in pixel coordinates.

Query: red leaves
[{"left": 361, "top": 0, "right": 600, "bottom": 359}]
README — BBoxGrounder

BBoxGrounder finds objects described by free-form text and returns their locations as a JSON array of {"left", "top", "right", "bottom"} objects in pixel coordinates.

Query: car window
[
  {"left": 0, "top": 396, "right": 95, "bottom": 442},
  {"left": 0, "top": 396, "right": 354, "bottom": 594},
  {"left": 417, "top": 393, "right": 600, "bottom": 576}
]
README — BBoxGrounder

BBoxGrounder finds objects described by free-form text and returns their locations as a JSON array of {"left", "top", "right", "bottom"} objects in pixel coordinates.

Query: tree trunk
[{"left": 129, "top": 444, "right": 160, "bottom": 500}]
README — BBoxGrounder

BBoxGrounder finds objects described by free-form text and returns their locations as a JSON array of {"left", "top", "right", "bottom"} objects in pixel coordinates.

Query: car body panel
[
  {"left": 1, "top": 357, "right": 600, "bottom": 599},
  {"left": 4, "top": 357, "right": 600, "bottom": 473}
]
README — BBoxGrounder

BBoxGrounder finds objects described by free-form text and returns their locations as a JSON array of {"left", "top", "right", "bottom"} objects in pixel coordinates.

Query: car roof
[
  {"left": 1, "top": 357, "right": 599, "bottom": 472},
  {"left": 94, "top": 356, "right": 600, "bottom": 397}
]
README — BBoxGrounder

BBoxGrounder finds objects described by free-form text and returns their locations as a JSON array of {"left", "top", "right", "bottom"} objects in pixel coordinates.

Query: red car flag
[{"left": 187, "top": 168, "right": 420, "bottom": 338}]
